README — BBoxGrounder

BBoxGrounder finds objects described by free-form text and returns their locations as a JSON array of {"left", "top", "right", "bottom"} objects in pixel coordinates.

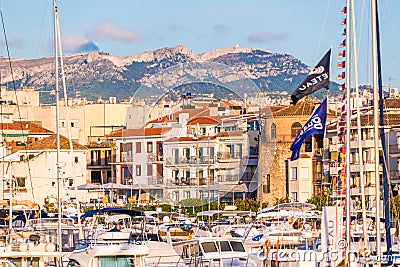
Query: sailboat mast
[
  {"left": 53, "top": 0, "right": 62, "bottom": 253},
  {"left": 345, "top": 0, "right": 352, "bottom": 255},
  {"left": 374, "top": 0, "right": 393, "bottom": 261},
  {"left": 371, "top": 0, "right": 382, "bottom": 263},
  {"left": 350, "top": 0, "right": 369, "bottom": 253}
]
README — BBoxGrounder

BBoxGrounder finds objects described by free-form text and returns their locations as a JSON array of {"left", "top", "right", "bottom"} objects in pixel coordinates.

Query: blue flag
[{"left": 290, "top": 99, "right": 327, "bottom": 161}]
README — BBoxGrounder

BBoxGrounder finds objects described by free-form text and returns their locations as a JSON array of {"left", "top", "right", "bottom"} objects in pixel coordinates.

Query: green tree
[
  {"left": 234, "top": 198, "right": 269, "bottom": 212},
  {"left": 306, "top": 189, "right": 333, "bottom": 210},
  {"left": 274, "top": 195, "right": 290, "bottom": 205}
]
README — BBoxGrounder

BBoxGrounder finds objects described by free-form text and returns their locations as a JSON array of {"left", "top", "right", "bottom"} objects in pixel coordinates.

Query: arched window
[
  {"left": 291, "top": 122, "right": 302, "bottom": 138},
  {"left": 271, "top": 123, "right": 276, "bottom": 139}
]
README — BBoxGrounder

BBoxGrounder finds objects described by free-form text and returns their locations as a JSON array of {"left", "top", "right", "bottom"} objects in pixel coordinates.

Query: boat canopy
[
  {"left": 196, "top": 210, "right": 254, "bottom": 217},
  {"left": 0, "top": 199, "right": 40, "bottom": 210},
  {"left": 257, "top": 202, "right": 316, "bottom": 214},
  {"left": 81, "top": 207, "right": 144, "bottom": 218}
]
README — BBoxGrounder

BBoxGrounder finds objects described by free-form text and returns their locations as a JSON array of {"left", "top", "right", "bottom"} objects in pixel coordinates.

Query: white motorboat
[
  {"left": 67, "top": 231, "right": 149, "bottom": 267},
  {"left": 173, "top": 237, "right": 258, "bottom": 267}
]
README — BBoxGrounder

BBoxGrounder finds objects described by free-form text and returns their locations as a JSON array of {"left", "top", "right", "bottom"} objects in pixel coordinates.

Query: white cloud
[
  {"left": 247, "top": 32, "right": 286, "bottom": 43},
  {"left": 87, "top": 19, "right": 142, "bottom": 43},
  {"left": 61, "top": 34, "right": 91, "bottom": 51}
]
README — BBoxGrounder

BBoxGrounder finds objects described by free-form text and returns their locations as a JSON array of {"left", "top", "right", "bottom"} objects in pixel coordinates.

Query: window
[
  {"left": 71, "top": 120, "right": 78, "bottom": 127},
  {"left": 105, "top": 150, "right": 111, "bottom": 165},
  {"left": 121, "top": 143, "right": 132, "bottom": 161},
  {"left": 291, "top": 122, "right": 302, "bottom": 138},
  {"left": 136, "top": 165, "right": 142, "bottom": 176},
  {"left": 91, "top": 150, "right": 101, "bottom": 166},
  {"left": 184, "top": 191, "right": 190, "bottom": 199},
  {"left": 236, "top": 144, "right": 242, "bottom": 158},
  {"left": 291, "top": 167, "right": 298, "bottom": 180},
  {"left": 209, "top": 169, "right": 215, "bottom": 184},
  {"left": 271, "top": 123, "right": 276, "bottom": 139},
  {"left": 300, "top": 167, "right": 309, "bottom": 180},
  {"left": 74, "top": 156, "right": 79, "bottom": 163},
  {"left": 91, "top": 171, "right": 102, "bottom": 184},
  {"left": 135, "top": 142, "right": 141, "bottom": 153},
  {"left": 15, "top": 177, "right": 26, "bottom": 188},
  {"left": 146, "top": 164, "right": 153, "bottom": 176},
  {"left": 266, "top": 174, "right": 271, "bottom": 193},
  {"left": 69, "top": 179, "right": 74, "bottom": 187},
  {"left": 173, "top": 148, "right": 179, "bottom": 164},
  {"left": 291, "top": 192, "right": 298, "bottom": 202},
  {"left": 147, "top": 142, "right": 153, "bottom": 153},
  {"left": 209, "top": 147, "right": 215, "bottom": 157}
]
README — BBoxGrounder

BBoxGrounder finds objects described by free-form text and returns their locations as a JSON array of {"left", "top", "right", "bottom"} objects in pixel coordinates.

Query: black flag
[{"left": 291, "top": 49, "right": 331, "bottom": 105}]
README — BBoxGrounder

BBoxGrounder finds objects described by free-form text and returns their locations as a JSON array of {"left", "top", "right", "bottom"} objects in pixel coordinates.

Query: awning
[
  {"left": 203, "top": 183, "right": 248, "bottom": 192},
  {"left": 77, "top": 182, "right": 160, "bottom": 191}
]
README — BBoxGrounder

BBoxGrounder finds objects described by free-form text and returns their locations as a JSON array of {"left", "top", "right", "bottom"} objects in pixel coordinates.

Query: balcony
[
  {"left": 350, "top": 138, "right": 374, "bottom": 149},
  {"left": 389, "top": 145, "right": 400, "bottom": 157},
  {"left": 390, "top": 170, "right": 400, "bottom": 183},
  {"left": 217, "top": 152, "right": 242, "bottom": 160},
  {"left": 216, "top": 175, "right": 239, "bottom": 183},
  {"left": 148, "top": 175, "right": 163, "bottom": 185},
  {"left": 165, "top": 156, "right": 215, "bottom": 166},
  {"left": 349, "top": 161, "right": 380, "bottom": 173}
]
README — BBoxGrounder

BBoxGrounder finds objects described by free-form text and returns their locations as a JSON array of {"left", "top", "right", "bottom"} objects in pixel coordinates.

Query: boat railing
[
  {"left": 144, "top": 254, "right": 189, "bottom": 266},
  {"left": 26, "top": 218, "right": 76, "bottom": 229},
  {"left": 200, "top": 256, "right": 255, "bottom": 267}
]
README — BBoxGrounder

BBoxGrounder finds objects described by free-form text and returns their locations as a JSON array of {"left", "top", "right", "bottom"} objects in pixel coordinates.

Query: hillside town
[{"left": 0, "top": 85, "right": 399, "bottom": 212}]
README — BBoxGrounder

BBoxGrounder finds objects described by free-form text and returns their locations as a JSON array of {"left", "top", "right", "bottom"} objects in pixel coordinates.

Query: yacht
[{"left": 173, "top": 237, "right": 258, "bottom": 267}]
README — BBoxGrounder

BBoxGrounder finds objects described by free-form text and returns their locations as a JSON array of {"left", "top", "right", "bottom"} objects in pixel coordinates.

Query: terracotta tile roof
[
  {"left": 273, "top": 98, "right": 335, "bottom": 117},
  {"left": 327, "top": 112, "right": 400, "bottom": 130},
  {"left": 269, "top": 106, "right": 286, "bottom": 113},
  {"left": 0, "top": 121, "right": 53, "bottom": 134},
  {"left": 221, "top": 101, "right": 238, "bottom": 108},
  {"left": 187, "top": 116, "right": 222, "bottom": 125},
  {"left": 107, "top": 127, "right": 172, "bottom": 138},
  {"left": 164, "top": 136, "right": 215, "bottom": 143},
  {"left": 25, "top": 134, "right": 87, "bottom": 150},
  {"left": 273, "top": 98, "right": 317, "bottom": 117},
  {"left": 164, "top": 137, "right": 194, "bottom": 143},
  {"left": 384, "top": 98, "right": 400, "bottom": 109},
  {"left": 146, "top": 108, "right": 210, "bottom": 124}
]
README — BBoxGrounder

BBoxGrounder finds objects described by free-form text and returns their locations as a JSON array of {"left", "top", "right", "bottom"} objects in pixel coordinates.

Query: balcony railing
[
  {"left": 165, "top": 156, "right": 215, "bottom": 166},
  {"left": 390, "top": 144, "right": 400, "bottom": 155},
  {"left": 390, "top": 170, "right": 400, "bottom": 181},
  {"left": 216, "top": 175, "right": 239, "bottom": 182},
  {"left": 217, "top": 152, "right": 241, "bottom": 160},
  {"left": 148, "top": 175, "right": 163, "bottom": 185},
  {"left": 147, "top": 153, "right": 163, "bottom": 162}
]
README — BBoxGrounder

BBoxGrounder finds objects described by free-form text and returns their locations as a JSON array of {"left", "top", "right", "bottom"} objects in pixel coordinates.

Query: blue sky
[{"left": 1, "top": 0, "right": 400, "bottom": 89}]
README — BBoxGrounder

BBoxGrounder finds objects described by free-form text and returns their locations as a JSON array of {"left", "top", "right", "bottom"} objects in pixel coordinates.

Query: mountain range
[{"left": 0, "top": 45, "right": 337, "bottom": 103}]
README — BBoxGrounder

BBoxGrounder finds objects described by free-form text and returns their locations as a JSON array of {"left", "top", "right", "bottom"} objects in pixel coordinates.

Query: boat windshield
[
  {"left": 218, "top": 241, "right": 231, "bottom": 252},
  {"left": 202, "top": 242, "right": 218, "bottom": 253},
  {"left": 202, "top": 240, "right": 246, "bottom": 253},
  {"left": 230, "top": 241, "right": 245, "bottom": 252}
]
